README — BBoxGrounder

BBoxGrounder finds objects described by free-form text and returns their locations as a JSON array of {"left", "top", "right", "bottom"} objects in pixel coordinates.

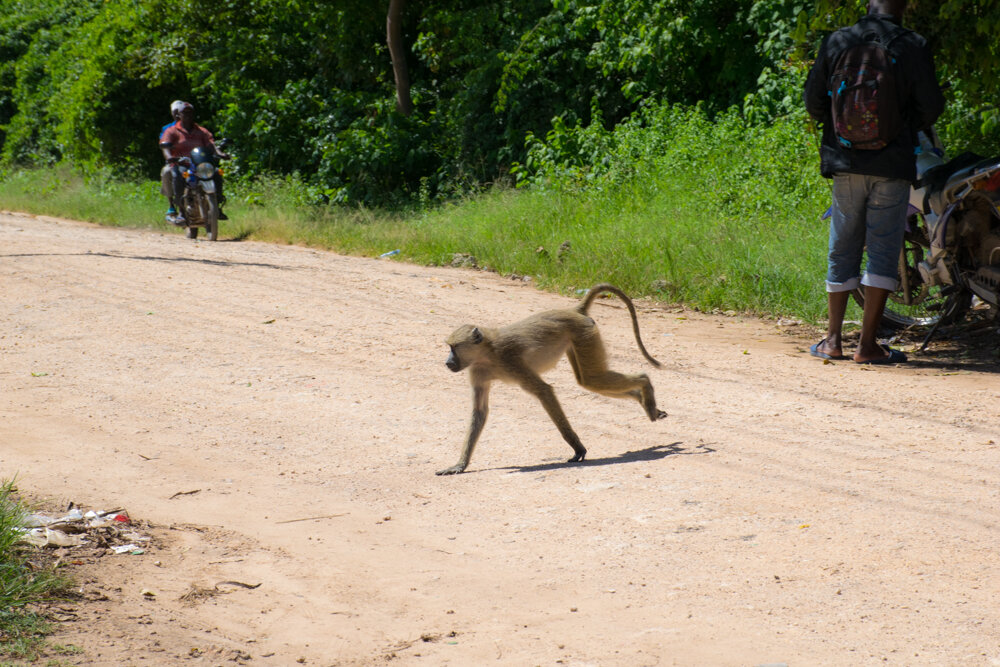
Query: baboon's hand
[
  {"left": 436, "top": 463, "right": 467, "bottom": 476},
  {"left": 653, "top": 409, "right": 668, "bottom": 421}
]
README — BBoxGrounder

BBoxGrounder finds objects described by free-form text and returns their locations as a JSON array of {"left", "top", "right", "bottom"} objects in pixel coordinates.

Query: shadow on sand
[{"left": 488, "top": 441, "right": 715, "bottom": 474}]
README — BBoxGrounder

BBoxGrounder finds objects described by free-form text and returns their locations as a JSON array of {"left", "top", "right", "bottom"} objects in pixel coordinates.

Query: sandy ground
[{"left": 1, "top": 210, "right": 999, "bottom": 667}]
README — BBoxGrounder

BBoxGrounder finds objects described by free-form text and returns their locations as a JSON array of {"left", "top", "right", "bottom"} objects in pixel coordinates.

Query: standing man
[{"left": 804, "top": 0, "right": 944, "bottom": 364}]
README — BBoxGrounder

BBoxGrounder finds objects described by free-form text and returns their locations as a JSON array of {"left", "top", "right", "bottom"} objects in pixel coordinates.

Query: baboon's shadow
[{"left": 493, "top": 441, "right": 713, "bottom": 474}]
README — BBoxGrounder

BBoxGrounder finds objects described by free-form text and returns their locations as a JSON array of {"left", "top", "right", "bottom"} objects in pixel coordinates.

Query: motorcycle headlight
[{"left": 196, "top": 162, "right": 216, "bottom": 180}]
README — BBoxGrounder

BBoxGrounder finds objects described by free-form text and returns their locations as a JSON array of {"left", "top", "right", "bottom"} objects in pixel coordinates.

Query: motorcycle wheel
[
  {"left": 205, "top": 192, "right": 219, "bottom": 242},
  {"left": 852, "top": 284, "right": 971, "bottom": 330},
  {"left": 850, "top": 224, "right": 970, "bottom": 329}
]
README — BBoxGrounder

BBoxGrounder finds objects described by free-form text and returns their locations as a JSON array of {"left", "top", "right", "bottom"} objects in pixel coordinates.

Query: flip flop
[
  {"left": 856, "top": 344, "right": 908, "bottom": 365},
  {"left": 809, "top": 339, "right": 846, "bottom": 360}
]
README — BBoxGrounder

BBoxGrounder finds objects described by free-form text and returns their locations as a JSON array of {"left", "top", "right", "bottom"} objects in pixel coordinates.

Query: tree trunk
[{"left": 387, "top": 0, "right": 412, "bottom": 116}]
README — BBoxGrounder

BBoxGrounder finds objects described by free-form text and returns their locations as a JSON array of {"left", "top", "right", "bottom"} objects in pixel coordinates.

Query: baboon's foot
[
  {"left": 638, "top": 383, "right": 666, "bottom": 421},
  {"left": 436, "top": 463, "right": 467, "bottom": 476},
  {"left": 567, "top": 448, "right": 587, "bottom": 463},
  {"left": 643, "top": 401, "right": 668, "bottom": 421}
]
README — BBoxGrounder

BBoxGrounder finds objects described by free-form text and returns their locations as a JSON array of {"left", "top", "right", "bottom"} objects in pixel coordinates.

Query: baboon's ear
[{"left": 471, "top": 327, "right": 483, "bottom": 344}]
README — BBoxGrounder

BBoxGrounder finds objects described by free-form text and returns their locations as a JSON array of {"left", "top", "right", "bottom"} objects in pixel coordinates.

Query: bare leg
[
  {"left": 817, "top": 291, "right": 850, "bottom": 359},
  {"left": 854, "top": 286, "right": 891, "bottom": 363}
]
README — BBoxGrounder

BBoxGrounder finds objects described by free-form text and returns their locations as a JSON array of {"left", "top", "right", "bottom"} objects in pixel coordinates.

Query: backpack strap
[{"left": 854, "top": 20, "right": 906, "bottom": 60}]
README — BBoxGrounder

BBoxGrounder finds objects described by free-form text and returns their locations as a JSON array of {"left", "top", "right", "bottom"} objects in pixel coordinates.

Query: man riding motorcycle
[{"left": 159, "top": 102, "right": 229, "bottom": 223}]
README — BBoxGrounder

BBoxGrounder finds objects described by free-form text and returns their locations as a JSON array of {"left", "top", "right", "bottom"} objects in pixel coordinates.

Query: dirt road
[{"left": 2, "top": 210, "right": 999, "bottom": 666}]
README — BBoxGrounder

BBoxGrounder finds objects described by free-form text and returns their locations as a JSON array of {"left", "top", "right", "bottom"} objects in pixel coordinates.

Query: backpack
[{"left": 828, "top": 25, "right": 904, "bottom": 150}]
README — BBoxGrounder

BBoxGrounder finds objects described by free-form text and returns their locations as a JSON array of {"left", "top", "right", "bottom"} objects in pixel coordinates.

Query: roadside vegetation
[
  {"left": 2, "top": 1, "right": 999, "bottom": 323},
  {"left": 0, "top": 479, "right": 72, "bottom": 665},
  {"left": 0, "top": 104, "right": 836, "bottom": 321}
]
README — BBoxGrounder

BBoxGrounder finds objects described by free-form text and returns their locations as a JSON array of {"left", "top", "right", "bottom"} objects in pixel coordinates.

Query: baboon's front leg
[{"left": 437, "top": 383, "right": 490, "bottom": 475}]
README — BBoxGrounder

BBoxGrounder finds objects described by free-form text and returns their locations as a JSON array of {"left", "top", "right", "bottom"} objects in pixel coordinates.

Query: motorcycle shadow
[{"left": 885, "top": 314, "right": 1000, "bottom": 373}]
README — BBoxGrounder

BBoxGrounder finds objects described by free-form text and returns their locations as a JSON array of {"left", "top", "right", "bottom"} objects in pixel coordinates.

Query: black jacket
[{"left": 803, "top": 13, "right": 945, "bottom": 182}]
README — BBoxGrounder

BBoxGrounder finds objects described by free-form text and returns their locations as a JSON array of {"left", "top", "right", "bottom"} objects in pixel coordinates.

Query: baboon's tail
[{"left": 577, "top": 284, "right": 662, "bottom": 368}]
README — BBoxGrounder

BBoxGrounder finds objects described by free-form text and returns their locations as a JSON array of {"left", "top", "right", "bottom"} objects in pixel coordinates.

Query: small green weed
[{"left": 0, "top": 610, "right": 53, "bottom": 663}]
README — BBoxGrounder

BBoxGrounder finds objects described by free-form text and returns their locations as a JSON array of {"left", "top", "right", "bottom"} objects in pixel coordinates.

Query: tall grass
[
  {"left": 0, "top": 478, "right": 70, "bottom": 662},
  {"left": 0, "top": 106, "right": 842, "bottom": 322}
]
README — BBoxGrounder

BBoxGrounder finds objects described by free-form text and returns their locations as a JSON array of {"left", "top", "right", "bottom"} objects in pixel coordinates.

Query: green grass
[
  {"left": 0, "top": 109, "right": 851, "bottom": 323},
  {"left": 0, "top": 611, "right": 53, "bottom": 665},
  {"left": 0, "top": 479, "right": 73, "bottom": 664}
]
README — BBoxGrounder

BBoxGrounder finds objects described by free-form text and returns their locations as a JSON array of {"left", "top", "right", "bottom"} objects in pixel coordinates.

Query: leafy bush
[
  {"left": 935, "top": 83, "right": 1000, "bottom": 158},
  {"left": 513, "top": 100, "right": 821, "bottom": 213}
]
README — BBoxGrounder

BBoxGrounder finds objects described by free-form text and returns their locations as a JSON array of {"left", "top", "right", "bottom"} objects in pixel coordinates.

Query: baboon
[{"left": 439, "top": 283, "right": 667, "bottom": 475}]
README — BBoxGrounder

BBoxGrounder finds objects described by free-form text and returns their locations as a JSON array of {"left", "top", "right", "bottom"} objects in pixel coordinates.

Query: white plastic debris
[
  {"left": 112, "top": 544, "right": 142, "bottom": 555},
  {"left": 24, "top": 513, "right": 53, "bottom": 528},
  {"left": 21, "top": 527, "right": 86, "bottom": 548},
  {"left": 59, "top": 508, "right": 84, "bottom": 522}
]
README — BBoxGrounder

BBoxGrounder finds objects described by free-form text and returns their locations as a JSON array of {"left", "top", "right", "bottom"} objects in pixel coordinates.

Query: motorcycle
[
  {"left": 843, "top": 128, "right": 1000, "bottom": 343},
  {"left": 160, "top": 138, "right": 230, "bottom": 241}
]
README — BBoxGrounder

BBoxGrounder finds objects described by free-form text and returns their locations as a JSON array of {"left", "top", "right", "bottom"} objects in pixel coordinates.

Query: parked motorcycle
[
  {"left": 846, "top": 128, "right": 1000, "bottom": 340},
  {"left": 160, "top": 138, "right": 230, "bottom": 241}
]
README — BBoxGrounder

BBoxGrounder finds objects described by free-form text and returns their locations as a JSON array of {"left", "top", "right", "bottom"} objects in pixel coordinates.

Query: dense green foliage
[{"left": 4, "top": 0, "right": 995, "bottom": 207}]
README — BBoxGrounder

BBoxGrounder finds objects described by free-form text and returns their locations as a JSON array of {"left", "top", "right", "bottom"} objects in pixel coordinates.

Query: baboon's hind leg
[{"left": 568, "top": 338, "right": 667, "bottom": 421}]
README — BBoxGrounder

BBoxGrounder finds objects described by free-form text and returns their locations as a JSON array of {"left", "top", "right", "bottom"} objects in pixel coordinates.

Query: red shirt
[{"left": 161, "top": 123, "right": 215, "bottom": 158}]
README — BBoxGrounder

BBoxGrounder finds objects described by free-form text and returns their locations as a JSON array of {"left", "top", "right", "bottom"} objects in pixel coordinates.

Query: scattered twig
[
  {"left": 274, "top": 513, "right": 348, "bottom": 524},
  {"left": 179, "top": 584, "right": 220, "bottom": 603},
  {"left": 384, "top": 640, "right": 414, "bottom": 655},
  {"left": 216, "top": 580, "right": 261, "bottom": 590},
  {"left": 96, "top": 508, "right": 125, "bottom": 517},
  {"left": 169, "top": 489, "right": 201, "bottom": 500}
]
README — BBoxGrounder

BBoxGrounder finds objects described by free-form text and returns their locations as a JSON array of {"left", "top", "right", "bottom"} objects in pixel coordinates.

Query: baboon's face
[
  {"left": 446, "top": 346, "right": 464, "bottom": 372},
  {"left": 445, "top": 325, "right": 483, "bottom": 372}
]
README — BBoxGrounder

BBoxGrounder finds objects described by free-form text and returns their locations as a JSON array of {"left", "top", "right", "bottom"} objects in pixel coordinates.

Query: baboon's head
[{"left": 445, "top": 324, "right": 484, "bottom": 372}]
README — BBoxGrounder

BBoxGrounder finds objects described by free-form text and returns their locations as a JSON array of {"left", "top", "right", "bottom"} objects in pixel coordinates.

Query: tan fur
[{"left": 439, "top": 284, "right": 667, "bottom": 475}]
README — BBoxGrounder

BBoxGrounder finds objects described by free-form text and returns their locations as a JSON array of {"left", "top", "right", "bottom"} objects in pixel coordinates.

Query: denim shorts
[{"left": 827, "top": 173, "right": 910, "bottom": 293}]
